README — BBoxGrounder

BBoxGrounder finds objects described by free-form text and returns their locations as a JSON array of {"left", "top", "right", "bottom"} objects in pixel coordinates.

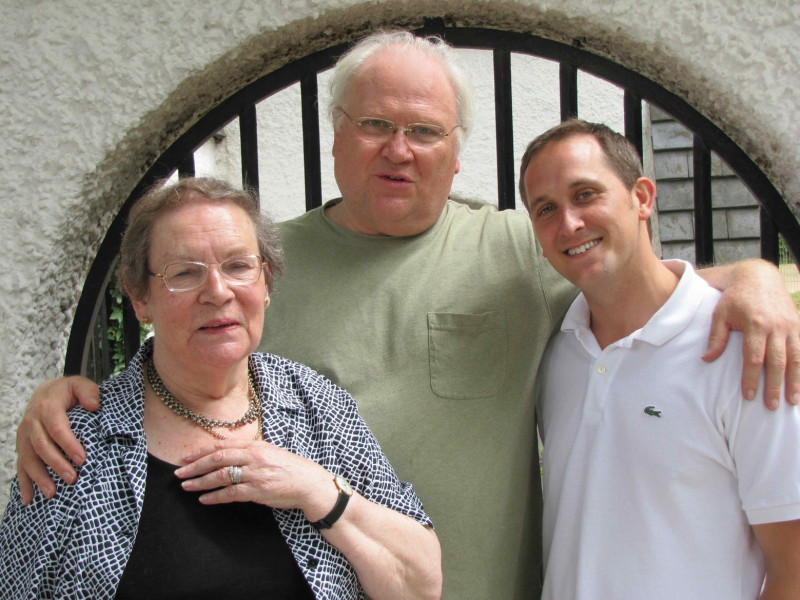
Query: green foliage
[
  {"left": 793, "top": 291, "right": 800, "bottom": 312},
  {"left": 107, "top": 288, "right": 127, "bottom": 376},
  {"left": 779, "top": 236, "right": 795, "bottom": 265},
  {"left": 107, "top": 287, "right": 149, "bottom": 376}
]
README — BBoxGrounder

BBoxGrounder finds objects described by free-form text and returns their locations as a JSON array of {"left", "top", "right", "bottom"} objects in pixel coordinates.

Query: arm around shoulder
[
  {"left": 691, "top": 259, "right": 800, "bottom": 409},
  {"left": 16, "top": 375, "right": 99, "bottom": 504}
]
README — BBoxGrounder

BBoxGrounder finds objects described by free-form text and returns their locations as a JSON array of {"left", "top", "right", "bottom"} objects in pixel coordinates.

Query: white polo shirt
[{"left": 537, "top": 261, "right": 800, "bottom": 600}]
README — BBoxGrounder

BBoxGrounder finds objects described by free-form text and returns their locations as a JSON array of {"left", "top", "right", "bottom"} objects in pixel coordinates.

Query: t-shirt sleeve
[{"left": 532, "top": 236, "right": 578, "bottom": 335}]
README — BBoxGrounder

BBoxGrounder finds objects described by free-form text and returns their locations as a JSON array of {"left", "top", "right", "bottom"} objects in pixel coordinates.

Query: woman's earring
[
  {"left": 141, "top": 316, "right": 152, "bottom": 325},
  {"left": 264, "top": 297, "right": 271, "bottom": 310}
]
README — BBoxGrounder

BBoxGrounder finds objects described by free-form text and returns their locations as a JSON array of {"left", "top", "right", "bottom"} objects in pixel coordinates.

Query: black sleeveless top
[{"left": 115, "top": 453, "right": 316, "bottom": 599}]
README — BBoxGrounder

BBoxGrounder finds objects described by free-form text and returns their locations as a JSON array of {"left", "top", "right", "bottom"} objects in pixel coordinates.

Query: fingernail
[
  {"left": 42, "top": 488, "right": 54, "bottom": 499},
  {"left": 745, "top": 389, "right": 756, "bottom": 401},
  {"left": 792, "top": 393, "right": 800, "bottom": 406},
  {"left": 71, "top": 454, "right": 84, "bottom": 465},
  {"left": 769, "top": 398, "right": 779, "bottom": 411},
  {"left": 87, "top": 396, "right": 100, "bottom": 407}
]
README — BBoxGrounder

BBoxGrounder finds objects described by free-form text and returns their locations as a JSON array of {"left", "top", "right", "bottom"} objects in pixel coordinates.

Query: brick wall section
[{"left": 651, "top": 106, "right": 761, "bottom": 264}]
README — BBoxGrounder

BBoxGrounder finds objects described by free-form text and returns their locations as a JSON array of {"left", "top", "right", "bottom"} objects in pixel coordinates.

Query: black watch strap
[{"left": 311, "top": 476, "right": 353, "bottom": 529}]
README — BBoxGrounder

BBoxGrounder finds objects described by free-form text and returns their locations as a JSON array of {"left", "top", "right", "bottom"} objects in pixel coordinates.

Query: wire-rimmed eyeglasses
[
  {"left": 148, "top": 254, "right": 266, "bottom": 292},
  {"left": 337, "top": 107, "right": 459, "bottom": 147}
]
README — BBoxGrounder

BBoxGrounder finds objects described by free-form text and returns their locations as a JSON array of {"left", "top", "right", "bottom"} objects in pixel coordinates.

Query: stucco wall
[{"left": 1, "top": 0, "right": 797, "bottom": 509}]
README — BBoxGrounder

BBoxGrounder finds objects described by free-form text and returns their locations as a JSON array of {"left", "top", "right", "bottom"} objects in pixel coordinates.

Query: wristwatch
[{"left": 311, "top": 474, "right": 354, "bottom": 529}]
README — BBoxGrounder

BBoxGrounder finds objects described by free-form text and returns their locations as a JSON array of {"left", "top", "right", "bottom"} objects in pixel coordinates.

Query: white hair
[{"left": 328, "top": 30, "right": 474, "bottom": 152}]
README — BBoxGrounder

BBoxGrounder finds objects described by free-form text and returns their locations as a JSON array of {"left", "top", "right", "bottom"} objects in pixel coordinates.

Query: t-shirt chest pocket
[{"left": 427, "top": 311, "right": 507, "bottom": 399}]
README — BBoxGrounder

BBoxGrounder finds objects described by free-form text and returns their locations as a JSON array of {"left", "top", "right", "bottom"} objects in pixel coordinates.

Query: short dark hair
[
  {"left": 119, "top": 177, "right": 283, "bottom": 300},
  {"left": 518, "top": 119, "right": 643, "bottom": 210}
]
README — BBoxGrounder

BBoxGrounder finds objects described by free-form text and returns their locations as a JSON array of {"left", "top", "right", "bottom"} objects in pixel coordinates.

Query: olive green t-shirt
[{"left": 260, "top": 199, "right": 576, "bottom": 599}]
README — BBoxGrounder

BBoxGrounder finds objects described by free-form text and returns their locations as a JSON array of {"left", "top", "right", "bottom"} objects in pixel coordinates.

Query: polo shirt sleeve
[{"left": 726, "top": 378, "right": 800, "bottom": 525}]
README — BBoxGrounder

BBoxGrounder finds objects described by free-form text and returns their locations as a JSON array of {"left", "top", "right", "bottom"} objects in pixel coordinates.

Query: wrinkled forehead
[
  {"left": 150, "top": 202, "right": 257, "bottom": 251},
  {"left": 346, "top": 47, "right": 458, "bottom": 117}
]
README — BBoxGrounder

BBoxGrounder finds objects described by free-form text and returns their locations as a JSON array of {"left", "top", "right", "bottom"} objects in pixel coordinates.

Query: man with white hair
[
  {"left": 16, "top": 31, "right": 800, "bottom": 598},
  {"left": 259, "top": 32, "right": 574, "bottom": 597}
]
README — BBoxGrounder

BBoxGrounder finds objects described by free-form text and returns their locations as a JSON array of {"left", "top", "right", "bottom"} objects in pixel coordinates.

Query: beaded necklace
[{"left": 147, "top": 360, "right": 262, "bottom": 440}]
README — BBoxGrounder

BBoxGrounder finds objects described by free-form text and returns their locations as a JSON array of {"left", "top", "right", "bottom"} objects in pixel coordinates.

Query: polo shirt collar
[{"left": 561, "top": 260, "right": 706, "bottom": 351}]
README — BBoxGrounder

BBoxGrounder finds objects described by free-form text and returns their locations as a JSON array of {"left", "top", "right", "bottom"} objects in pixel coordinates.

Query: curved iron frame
[{"left": 64, "top": 21, "right": 800, "bottom": 376}]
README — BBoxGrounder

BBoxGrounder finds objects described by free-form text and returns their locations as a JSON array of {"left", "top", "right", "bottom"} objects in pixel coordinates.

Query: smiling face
[
  {"left": 523, "top": 134, "right": 655, "bottom": 296},
  {"left": 129, "top": 200, "right": 267, "bottom": 375},
  {"left": 330, "top": 47, "right": 461, "bottom": 237}
]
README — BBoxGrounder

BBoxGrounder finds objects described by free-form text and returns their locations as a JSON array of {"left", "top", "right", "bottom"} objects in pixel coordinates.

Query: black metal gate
[{"left": 65, "top": 20, "right": 800, "bottom": 379}]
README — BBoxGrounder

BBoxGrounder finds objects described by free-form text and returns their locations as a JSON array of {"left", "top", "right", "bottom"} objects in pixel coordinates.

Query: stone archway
[{"left": 3, "top": 0, "right": 798, "bottom": 504}]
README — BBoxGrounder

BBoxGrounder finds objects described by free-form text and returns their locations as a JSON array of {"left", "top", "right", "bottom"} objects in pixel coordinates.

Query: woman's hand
[
  {"left": 175, "top": 440, "right": 337, "bottom": 521},
  {"left": 176, "top": 439, "right": 442, "bottom": 600}
]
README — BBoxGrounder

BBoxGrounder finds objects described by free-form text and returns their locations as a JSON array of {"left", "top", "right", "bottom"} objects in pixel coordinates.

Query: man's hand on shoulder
[
  {"left": 16, "top": 376, "right": 99, "bottom": 504},
  {"left": 699, "top": 259, "right": 800, "bottom": 410}
]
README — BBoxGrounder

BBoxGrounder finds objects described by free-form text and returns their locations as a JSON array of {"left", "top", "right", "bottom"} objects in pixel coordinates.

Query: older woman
[{"left": 0, "top": 177, "right": 440, "bottom": 600}]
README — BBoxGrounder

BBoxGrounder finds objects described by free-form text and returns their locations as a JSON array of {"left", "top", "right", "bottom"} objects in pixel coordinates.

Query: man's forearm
[{"left": 692, "top": 258, "right": 774, "bottom": 292}]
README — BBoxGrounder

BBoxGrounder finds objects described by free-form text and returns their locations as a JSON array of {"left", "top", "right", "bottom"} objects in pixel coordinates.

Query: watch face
[{"left": 334, "top": 474, "right": 354, "bottom": 496}]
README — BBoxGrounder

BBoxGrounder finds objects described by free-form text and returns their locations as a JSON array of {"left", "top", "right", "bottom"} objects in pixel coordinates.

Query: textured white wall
[{"left": 1, "top": 0, "right": 798, "bottom": 509}]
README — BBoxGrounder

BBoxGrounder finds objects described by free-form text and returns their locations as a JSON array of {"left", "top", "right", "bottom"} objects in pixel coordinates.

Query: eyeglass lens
[
  {"left": 355, "top": 118, "right": 446, "bottom": 145},
  {"left": 163, "top": 255, "right": 262, "bottom": 291}
]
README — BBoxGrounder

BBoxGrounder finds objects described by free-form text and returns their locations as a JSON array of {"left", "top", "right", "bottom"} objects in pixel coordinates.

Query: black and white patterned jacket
[{"left": 0, "top": 339, "right": 431, "bottom": 599}]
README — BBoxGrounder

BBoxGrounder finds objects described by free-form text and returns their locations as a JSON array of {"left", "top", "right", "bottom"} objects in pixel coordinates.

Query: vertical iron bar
[
  {"left": 624, "top": 90, "right": 643, "bottom": 158},
  {"left": 493, "top": 49, "right": 515, "bottom": 210},
  {"left": 97, "top": 291, "right": 112, "bottom": 379},
  {"left": 86, "top": 335, "right": 97, "bottom": 383},
  {"left": 693, "top": 136, "right": 714, "bottom": 264},
  {"left": 301, "top": 74, "right": 323, "bottom": 211},
  {"left": 122, "top": 299, "right": 141, "bottom": 366},
  {"left": 625, "top": 90, "right": 653, "bottom": 239},
  {"left": 559, "top": 63, "right": 578, "bottom": 121},
  {"left": 760, "top": 206, "right": 780, "bottom": 266},
  {"left": 177, "top": 153, "right": 195, "bottom": 178},
  {"left": 64, "top": 31, "right": 800, "bottom": 380},
  {"left": 240, "top": 104, "right": 259, "bottom": 204}
]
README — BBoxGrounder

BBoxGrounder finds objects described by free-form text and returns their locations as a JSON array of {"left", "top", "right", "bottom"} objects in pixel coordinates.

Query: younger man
[{"left": 520, "top": 119, "right": 800, "bottom": 599}]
